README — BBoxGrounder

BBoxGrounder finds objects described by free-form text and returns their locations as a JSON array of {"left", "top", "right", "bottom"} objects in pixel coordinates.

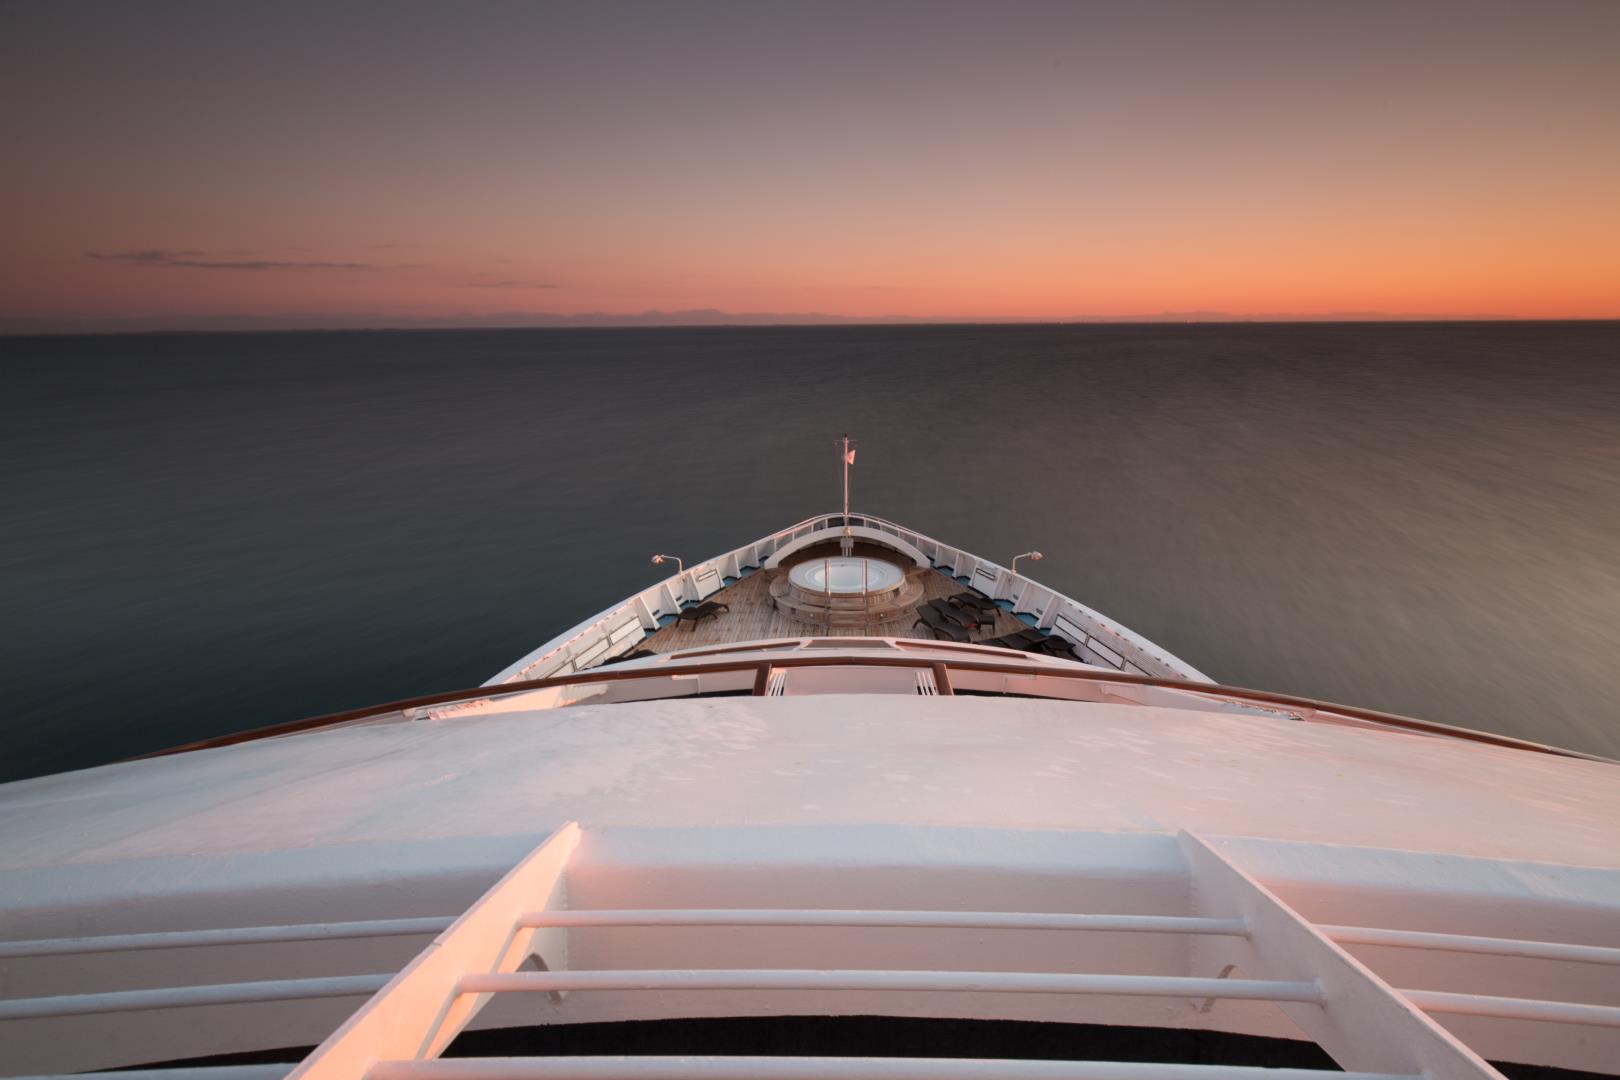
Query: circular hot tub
[
  {"left": 776, "top": 555, "right": 916, "bottom": 626},
  {"left": 788, "top": 556, "right": 904, "bottom": 596}
]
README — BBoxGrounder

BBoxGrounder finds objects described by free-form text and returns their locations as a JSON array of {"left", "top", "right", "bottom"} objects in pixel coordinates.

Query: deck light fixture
[
  {"left": 1012, "top": 551, "right": 1044, "bottom": 575},
  {"left": 650, "top": 554, "right": 684, "bottom": 574}
]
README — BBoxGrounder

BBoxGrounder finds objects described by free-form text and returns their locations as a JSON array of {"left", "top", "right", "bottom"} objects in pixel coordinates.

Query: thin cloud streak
[
  {"left": 460, "top": 280, "right": 557, "bottom": 289},
  {"left": 88, "top": 250, "right": 380, "bottom": 271}
]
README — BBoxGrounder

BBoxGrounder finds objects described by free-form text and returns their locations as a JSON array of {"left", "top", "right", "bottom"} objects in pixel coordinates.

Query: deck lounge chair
[
  {"left": 979, "top": 627, "right": 1041, "bottom": 647},
  {"left": 926, "top": 597, "right": 986, "bottom": 629},
  {"left": 1033, "top": 635, "right": 1079, "bottom": 660},
  {"left": 985, "top": 630, "right": 1077, "bottom": 660},
  {"left": 675, "top": 599, "right": 729, "bottom": 628},
  {"left": 601, "top": 648, "right": 659, "bottom": 665},
  {"left": 977, "top": 628, "right": 1049, "bottom": 653},
  {"left": 913, "top": 605, "right": 970, "bottom": 642},
  {"left": 948, "top": 592, "right": 1000, "bottom": 618}
]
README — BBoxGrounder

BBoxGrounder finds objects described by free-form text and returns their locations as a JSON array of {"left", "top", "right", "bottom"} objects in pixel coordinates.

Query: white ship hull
[{"left": 1, "top": 514, "right": 1615, "bottom": 1079}]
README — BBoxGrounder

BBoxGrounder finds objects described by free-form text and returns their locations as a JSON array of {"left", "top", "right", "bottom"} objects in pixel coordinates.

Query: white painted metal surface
[
  {"left": 298, "top": 828, "right": 1337, "bottom": 1078},
  {"left": 1179, "top": 833, "right": 1500, "bottom": 1080},
  {"left": 6, "top": 697, "right": 1609, "bottom": 872},
  {"left": 517, "top": 910, "right": 1249, "bottom": 935},
  {"left": 5, "top": 813, "right": 1618, "bottom": 1075},
  {"left": 1402, "top": 990, "right": 1620, "bottom": 1028},
  {"left": 0, "top": 917, "right": 456, "bottom": 958},
  {"left": 1321, "top": 925, "right": 1620, "bottom": 966},
  {"left": 265, "top": 821, "right": 1620, "bottom": 1080},
  {"left": 0, "top": 975, "right": 392, "bottom": 1021},
  {"left": 459, "top": 969, "right": 1324, "bottom": 1003},
  {"left": 283, "top": 822, "right": 580, "bottom": 1080}
]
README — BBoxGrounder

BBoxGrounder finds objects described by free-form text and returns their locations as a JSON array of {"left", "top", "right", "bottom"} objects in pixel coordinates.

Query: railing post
[
  {"left": 1179, "top": 832, "right": 1502, "bottom": 1080},
  {"left": 286, "top": 823, "right": 582, "bottom": 1080}
]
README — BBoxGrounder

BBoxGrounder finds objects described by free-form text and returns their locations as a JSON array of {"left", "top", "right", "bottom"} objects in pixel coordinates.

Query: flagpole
[
  {"left": 842, "top": 434, "right": 850, "bottom": 520},
  {"left": 841, "top": 434, "right": 854, "bottom": 556}
]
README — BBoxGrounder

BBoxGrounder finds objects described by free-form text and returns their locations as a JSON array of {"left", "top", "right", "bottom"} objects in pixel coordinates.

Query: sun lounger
[
  {"left": 1032, "top": 635, "right": 1079, "bottom": 660},
  {"left": 675, "top": 599, "right": 729, "bottom": 628},
  {"left": 977, "top": 628, "right": 1050, "bottom": 653},
  {"left": 926, "top": 597, "right": 986, "bottom": 629},
  {"left": 601, "top": 648, "right": 659, "bottom": 665},
  {"left": 948, "top": 592, "right": 1000, "bottom": 618},
  {"left": 913, "top": 604, "right": 971, "bottom": 642}
]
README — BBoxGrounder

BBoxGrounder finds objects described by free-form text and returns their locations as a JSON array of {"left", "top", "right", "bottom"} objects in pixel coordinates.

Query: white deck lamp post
[
  {"left": 650, "top": 554, "right": 684, "bottom": 574},
  {"left": 1011, "top": 550, "right": 1043, "bottom": 576}
]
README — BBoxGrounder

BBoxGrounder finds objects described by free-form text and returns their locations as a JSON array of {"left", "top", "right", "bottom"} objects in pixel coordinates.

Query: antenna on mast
[{"left": 839, "top": 434, "right": 856, "bottom": 556}]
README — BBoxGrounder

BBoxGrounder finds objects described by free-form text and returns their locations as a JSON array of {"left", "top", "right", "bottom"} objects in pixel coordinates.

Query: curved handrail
[
  {"left": 481, "top": 512, "right": 846, "bottom": 685},
  {"left": 486, "top": 511, "right": 1212, "bottom": 686},
  {"left": 125, "top": 649, "right": 1612, "bottom": 765}
]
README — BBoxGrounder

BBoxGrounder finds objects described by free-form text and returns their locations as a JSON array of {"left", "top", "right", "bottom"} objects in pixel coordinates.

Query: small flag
[{"left": 846, "top": 449, "right": 857, "bottom": 465}]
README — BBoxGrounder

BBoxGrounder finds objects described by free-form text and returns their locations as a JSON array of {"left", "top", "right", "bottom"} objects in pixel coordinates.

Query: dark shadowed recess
[{"left": 122, "top": 1015, "right": 1613, "bottom": 1079}]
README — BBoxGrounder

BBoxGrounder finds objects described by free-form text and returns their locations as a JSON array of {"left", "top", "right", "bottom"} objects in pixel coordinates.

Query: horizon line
[{"left": 6, "top": 311, "right": 1620, "bottom": 337}]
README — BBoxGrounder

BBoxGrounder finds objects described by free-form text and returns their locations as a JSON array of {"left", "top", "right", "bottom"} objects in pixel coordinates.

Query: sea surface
[{"left": 2, "top": 322, "right": 1617, "bottom": 780}]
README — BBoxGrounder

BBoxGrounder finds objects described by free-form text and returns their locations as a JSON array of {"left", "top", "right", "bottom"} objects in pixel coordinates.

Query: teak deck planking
[{"left": 641, "top": 565, "right": 1024, "bottom": 653}]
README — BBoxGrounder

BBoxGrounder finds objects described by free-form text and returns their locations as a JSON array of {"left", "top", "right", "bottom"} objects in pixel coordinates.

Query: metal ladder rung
[
  {"left": 0, "top": 975, "right": 391, "bottom": 1022},
  {"left": 1402, "top": 989, "right": 1620, "bottom": 1028},
  {"left": 0, "top": 917, "right": 455, "bottom": 959},
  {"left": 517, "top": 910, "right": 1247, "bottom": 935},
  {"left": 1324, "top": 925, "right": 1620, "bottom": 966},
  {"left": 458, "top": 969, "right": 1322, "bottom": 1003}
]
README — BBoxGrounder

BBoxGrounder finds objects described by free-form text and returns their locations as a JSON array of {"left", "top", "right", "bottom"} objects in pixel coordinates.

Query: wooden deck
[{"left": 640, "top": 563, "right": 1026, "bottom": 653}]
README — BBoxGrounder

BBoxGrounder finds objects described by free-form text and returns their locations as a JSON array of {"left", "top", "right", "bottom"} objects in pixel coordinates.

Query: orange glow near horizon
[{"left": 3, "top": 4, "right": 1618, "bottom": 329}]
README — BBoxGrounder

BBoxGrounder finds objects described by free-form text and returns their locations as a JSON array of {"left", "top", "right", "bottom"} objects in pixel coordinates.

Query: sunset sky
[{"left": 3, "top": 0, "right": 1618, "bottom": 330}]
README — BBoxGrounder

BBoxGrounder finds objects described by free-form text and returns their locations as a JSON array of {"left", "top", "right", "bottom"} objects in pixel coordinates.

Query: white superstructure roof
[
  {"left": 4, "top": 694, "right": 1618, "bottom": 1079},
  {"left": 4, "top": 695, "right": 1614, "bottom": 876}
]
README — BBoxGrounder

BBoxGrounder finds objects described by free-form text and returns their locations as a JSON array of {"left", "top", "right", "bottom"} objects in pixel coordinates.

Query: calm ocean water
[{"left": 1, "top": 323, "right": 1616, "bottom": 780}]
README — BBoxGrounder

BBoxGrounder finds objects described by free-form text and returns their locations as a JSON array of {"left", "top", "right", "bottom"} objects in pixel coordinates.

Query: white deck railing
[
  {"left": 272, "top": 825, "right": 1539, "bottom": 1080},
  {"left": 0, "top": 918, "right": 457, "bottom": 959},
  {"left": 8, "top": 825, "right": 1620, "bottom": 1078},
  {"left": 486, "top": 513, "right": 1210, "bottom": 686}
]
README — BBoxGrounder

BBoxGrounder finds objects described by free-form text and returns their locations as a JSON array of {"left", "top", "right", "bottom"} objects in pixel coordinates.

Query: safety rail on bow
[
  {"left": 482, "top": 512, "right": 1211, "bottom": 687},
  {"left": 9, "top": 826, "right": 1620, "bottom": 1080},
  {"left": 129, "top": 643, "right": 1610, "bottom": 763},
  {"left": 268, "top": 824, "right": 1526, "bottom": 1080}
]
